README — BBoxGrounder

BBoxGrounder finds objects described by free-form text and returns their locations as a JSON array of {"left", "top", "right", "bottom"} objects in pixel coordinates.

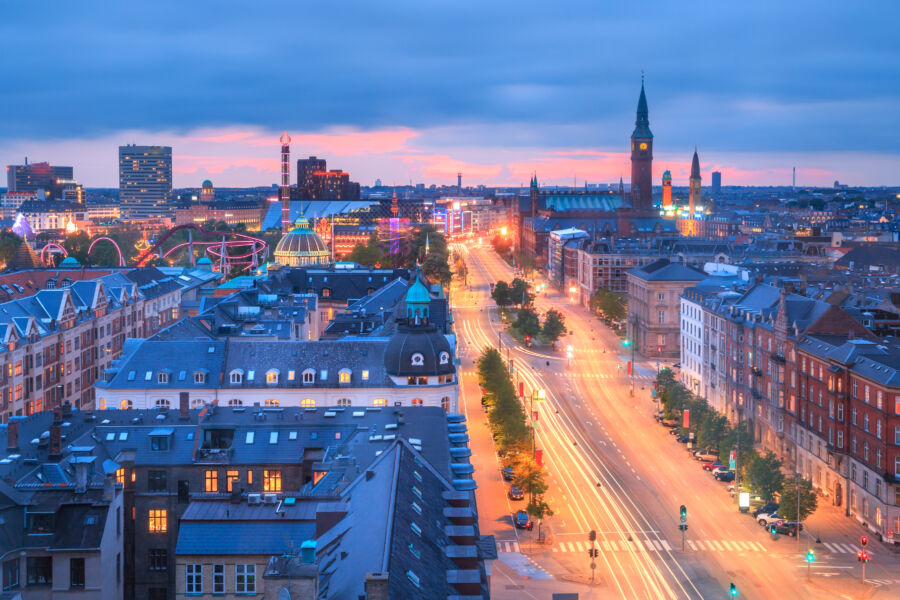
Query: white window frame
[
  {"left": 186, "top": 564, "right": 202, "bottom": 594},
  {"left": 213, "top": 564, "right": 224, "bottom": 593},
  {"left": 235, "top": 564, "right": 256, "bottom": 593}
]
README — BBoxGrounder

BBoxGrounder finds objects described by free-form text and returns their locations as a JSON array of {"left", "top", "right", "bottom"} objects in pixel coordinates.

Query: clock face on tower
[{"left": 640, "top": 142, "right": 648, "bottom": 151}]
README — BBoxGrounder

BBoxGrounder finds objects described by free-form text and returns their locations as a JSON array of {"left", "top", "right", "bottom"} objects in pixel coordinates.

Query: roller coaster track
[{"left": 133, "top": 223, "right": 266, "bottom": 267}]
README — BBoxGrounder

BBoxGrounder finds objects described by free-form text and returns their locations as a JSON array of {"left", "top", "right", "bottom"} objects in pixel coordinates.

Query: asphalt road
[{"left": 452, "top": 243, "right": 900, "bottom": 600}]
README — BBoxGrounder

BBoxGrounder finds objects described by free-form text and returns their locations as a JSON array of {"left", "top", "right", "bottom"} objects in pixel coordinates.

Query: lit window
[
  {"left": 263, "top": 470, "right": 282, "bottom": 492},
  {"left": 300, "top": 398, "right": 315, "bottom": 408},
  {"left": 288, "top": 370, "right": 295, "bottom": 381},
  {"left": 373, "top": 398, "right": 387, "bottom": 407},
  {"left": 205, "top": 470, "right": 218, "bottom": 493},
  {"left": 226, "top": 470, "right": 239, "bottom": 492},
  {"left": 149, "top": 509, "right": 167, "bottom": 533},
  {"left": 412, "top": 398, "right": 423, "bottom": 407},
  {"left": 362, "top": 370, "right": 369, "bottom": 381},
  {"left": 266, "top": 370, "right": 279, "bottom": 384},
  {"left": 116, "top": 468, "right": 125, "bottom": 486},
  {"left": 265, "top": 399, "right": 279, "bottom": 407},
  {"left": 120, "top": 399, "right": 133, "bottom": 409},
  {"left": 339, "top": 369, "right": 351, "bottom": 383}
]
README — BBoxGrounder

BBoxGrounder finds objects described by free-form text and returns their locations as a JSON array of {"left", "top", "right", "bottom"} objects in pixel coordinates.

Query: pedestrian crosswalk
[
  {"left": 823, "top": 542, "right": 872, "bottom": 556},
  {"left": 560, "top": 372, "right": 655, "bottom": 381},
  {"left": 497, "top": 540, "right": 521, "bottom": 553},
  {"left": 551, "top": 539, "right": 767, "bottom": 553}
]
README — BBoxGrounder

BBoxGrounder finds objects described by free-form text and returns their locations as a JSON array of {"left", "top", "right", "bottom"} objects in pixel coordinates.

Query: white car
[
  {"left": 711, "top": 466, "right": 729, "bottom": 476},
  {"left": 757, "top": 512, "right": 783, "bottom": 527}
]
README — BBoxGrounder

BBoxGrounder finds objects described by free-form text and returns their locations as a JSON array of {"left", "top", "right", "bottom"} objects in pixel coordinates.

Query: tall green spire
[{"left": 632, "top": 78, "right": 653, "bottom": 139}]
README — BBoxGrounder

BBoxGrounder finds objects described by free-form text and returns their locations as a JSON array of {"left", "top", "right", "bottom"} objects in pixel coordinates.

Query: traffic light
[
  {"left": 680, "top": 505, "right": 687, "bottom": 520},
  {"left": 525, "top": 335, "right": 531, "bottom": 342},
  {"left": 729, "top": 583, "right": 737, "bottom": 597},
  {"left": 861, "top": 551, "right": 870, "bottom": 563},
  {"left": 589, "top": 530, "right": 597, "bottom": 542},
  {"left": 806, "top": 550, "right": 814, "bottom": 563},
  {"left": 622, "top": 340, "right": 631, "bottom": 347},
  {"left": 861, "top": 535, "right": 868, "bottom": 547},
  {"left": 857, "top": 550, "right": 863, "bottom": 562},
  {"left": 770, "top": 524, "right": 777, "bottom": 536}
]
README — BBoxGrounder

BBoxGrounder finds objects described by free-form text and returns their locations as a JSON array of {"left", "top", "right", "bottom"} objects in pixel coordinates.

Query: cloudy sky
[{"left": 2, "top": 1, "right": 898, "bottom": 188}]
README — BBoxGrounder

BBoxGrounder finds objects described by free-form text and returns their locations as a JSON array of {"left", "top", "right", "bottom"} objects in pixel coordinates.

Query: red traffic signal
[
  {"left": 525, "top": 335, "right": 531, "bottom": 342},
  {"left": 861, "top": 535, "right": 868, "bottom": 547}
]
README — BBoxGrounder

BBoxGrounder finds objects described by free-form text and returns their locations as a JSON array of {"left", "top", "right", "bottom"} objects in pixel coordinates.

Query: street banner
[
  {"left": 683, "top": 409, "right": 690, "bottom": 428},
  {"left": 535, "top": 449, "right": 543, "bottom": 466},
  {"left": 519, "top": 381, "right": 524, "bottom": 398}
]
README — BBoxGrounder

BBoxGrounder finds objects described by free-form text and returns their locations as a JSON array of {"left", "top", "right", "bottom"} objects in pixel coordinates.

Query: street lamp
[
  {"left": 623, "top": 339, "right": 634, "bottom": 397},
  {"left": 566, "top": 345, "right": 573, "bottom": 367},
  {"left": 531, "top": 388, "right": 545, "bottom": 458}
]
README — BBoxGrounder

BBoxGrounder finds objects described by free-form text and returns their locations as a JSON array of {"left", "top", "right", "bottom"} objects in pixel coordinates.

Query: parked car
[
  {"left": 702, "top": 461, "right": 724, "bottom": 472},
  {"left": 694, "top": 452, "right": 718, "bottom": 462},
  {"left": 772, "top": 521, "right": 804, "bottom": 536},
  {"left": 752, "top": 503, "right": 779, "bottom": 518},
  {"left": 514, "top": 510, "right": 533, "bottom": 530},
  {"left": 714, "top": 471, "right": 735, "bottom": 482},
  {"left": 711, "top": 466, "right": 729, "bottom": 476},
  {"left": 502, "top": 467, "right": 515, "bottom": 481},
  {"left": 508, "top": 486, "right": 524, "bottom": 500},
  {"left": 757, "top": 512, "right": 783, "bottom": 527},
  {"left": 675, "top": 435, "right": 691, "bottom": 444}
]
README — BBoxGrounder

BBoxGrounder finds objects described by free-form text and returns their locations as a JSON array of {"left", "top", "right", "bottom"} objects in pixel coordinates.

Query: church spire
[
  {"left": 632, "top": 78, "right": 653, "bottom": 139},
  {"left": 691, "top": 147, "right": 701, "bottom": 180}
]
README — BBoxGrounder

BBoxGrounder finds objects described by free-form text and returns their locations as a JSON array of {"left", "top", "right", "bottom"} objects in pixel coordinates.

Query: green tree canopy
[
  {"left": 491, "top": 281, "right": 512, "bottom": 307},
  {"left": 510, "top": 278, "right": 530, "bottom": 306},
  {"left": 514, "top": 307, "right": 541, "bottom": 339},
  {"left": 779, "top": 476, "right": 818, "bottom": 522},
  {"left": 345, "top": 232, "right": 383, "bottom": 267},
  {"left": 541, "top": 308, "right": 567, "bottom": 343}
]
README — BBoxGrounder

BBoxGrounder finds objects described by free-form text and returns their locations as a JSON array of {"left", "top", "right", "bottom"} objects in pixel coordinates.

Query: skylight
[
  {"left": 269, "top": 432, "right": 278, "bottom": 444},
  {"left": 245, "top": 431, "right": 255, "bottom": 444}
]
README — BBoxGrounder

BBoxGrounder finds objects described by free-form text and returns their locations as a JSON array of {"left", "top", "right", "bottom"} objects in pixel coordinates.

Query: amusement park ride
[{"left": 36, "top": 223, "right": 268, "bottom": 271}]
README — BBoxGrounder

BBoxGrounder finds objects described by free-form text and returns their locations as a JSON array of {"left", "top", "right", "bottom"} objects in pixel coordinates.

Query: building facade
[{"left": 119, "top": 145, "right": 173, "bottom": 221}]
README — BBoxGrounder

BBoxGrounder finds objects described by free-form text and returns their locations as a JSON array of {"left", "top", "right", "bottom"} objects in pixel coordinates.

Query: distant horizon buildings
[
  {"left": 118, "top": 144, "right": 172, "bottom": 221},
  {"left": 295, "top": 155, "right": 360, "bottom": 201},
  {"left": 711, "top": 170, "right": 722, "bottom": 194},
  {"left": 6, "top": 160, "right": 79, "bottom": 201}
]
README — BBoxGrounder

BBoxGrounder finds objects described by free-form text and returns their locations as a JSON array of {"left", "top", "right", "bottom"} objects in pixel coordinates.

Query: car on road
[
  {"left": 752, "top": 503, "right": 779, "bottom": 518},
  {"left": 702, "top": 460, "right": 724, "bottom": 472},
  {"left": 756, "top": 512, "right": 783, "bottom": 527},
  {"left": 502, "top": 467, "right": 515, "bottom": 481},
  {"left": 508, "top": 486, "right": 524, "bottom": 500},
  {"left": 513, "top": 510, "right": 533, "bottom": 530},
  {"left": 694, "top": 451, "right": 718, "bottom": 462},
  {"left": 711, "top": 466, "right": 729, "bottom": 475},
  {"left": 714, "top": 470, "right": 735, "bottom": 482}
]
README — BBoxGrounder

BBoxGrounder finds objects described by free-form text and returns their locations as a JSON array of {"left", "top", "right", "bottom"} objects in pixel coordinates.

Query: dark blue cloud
[{"left": 1, "top": 0, "right": 898, "bottom": 153}]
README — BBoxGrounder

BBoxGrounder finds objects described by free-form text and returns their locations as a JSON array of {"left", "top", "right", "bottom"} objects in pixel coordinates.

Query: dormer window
[
  {"left": 158, "top": 372, "right": 169, "bottom": 384},
  {"left": 230, "top": 370, "right": 243, "bottom": 384},
  {"left": 439, "top": 351, "right": 450, "bottom": 365},
  {"left": 266, "top": 369, "right": 279, "bottom": 384},
  {"left": 339, "top": 369, "right": 351, "bottom": 384},
  {"left": 302, "top": 369, "right": 315, "bottom": 384},
  {"left": 411, "top": 353, "right": 424, "bottom": 367},
  {"left": 322, "top": 288, "right": 331, "bottom": 298},
  {"left": 194, "top": 372, "right": 206, "bottom": 384}
]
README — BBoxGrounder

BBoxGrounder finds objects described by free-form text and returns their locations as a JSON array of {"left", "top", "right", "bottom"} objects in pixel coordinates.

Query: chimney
[
  {"left": 300, "top": 540, "right": 317, "bottom": 564},
  {"left": 179, "top": 392, "right": 190, "bottom": 420},
  {"left": 52, "top": 406, "right": 62, "bottom": 425},
  {"left": 103, "top": 474, "right": 115, "bottom": 501},
  {"left": 364, "top": 572, "right": 389, "bottom": 600},
  {"left": 49, "top": 424, "right": 62, "bottom": 459},
  {"left": 6, "top": 420, "right": 18, "bottom": 450},
  {"left": 74, "top": 460, "right": 90, "bottom": 493}
]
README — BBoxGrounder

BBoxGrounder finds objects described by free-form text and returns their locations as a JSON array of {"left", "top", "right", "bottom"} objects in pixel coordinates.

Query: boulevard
[{"left": 452, "top": 243, "right": 900, "bottom": 600}]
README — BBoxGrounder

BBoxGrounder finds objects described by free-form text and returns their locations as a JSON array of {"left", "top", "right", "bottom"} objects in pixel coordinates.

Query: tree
[
  {"left": 515, "top": 252, "right": 536, "bottom": 277},
  {"left": 745, "top": 449, "right": 786, "bottom": 501},
  {"left": 590, "top": 288, "right": 627, "bottom": 322},
  {"left": 541, "top": 309, "right": 567, "bottom": 343},
  {"left": 527, "top": 496, "right": 554, "bottom": 539},
  {"left": 491, "top": 234, "right": 512, "bottom": 257},
  {"left": 510, "top": 278, "right": 530, "bottom": 307},
  {"left": 491, "top": 281, "right": 512, "bottom": 308},
  {"left": 779, "top": 476, "right": 819, "bottom": 522},
  {"left": 422, "top": 252, "right": 451, "bottom": 285},
  {"left": 514, "top": 307, "right": 541, "bottom": 339},
  {"left": 345, "top": 232, "right": 383, "bottom": 267},
  {"left": 0, "top": 230, "right": 23, "bottom": 267},
  {"left": 62, "top": 231, "right": 92, "bottom": 264}
]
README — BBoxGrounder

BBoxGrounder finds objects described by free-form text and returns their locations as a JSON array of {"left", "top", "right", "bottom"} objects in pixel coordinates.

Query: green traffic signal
[
  {"left": 622, "top": 339, "right": 631, "bottom": 346},
  {"left": 679, "top": 505, "right": 686, "bottom": 519},
  {"left": 806, "top": 550, "right": 814, "bottom": 563},
  {"left": 730, "top": 583, "right": 737, "bottom": 597}
]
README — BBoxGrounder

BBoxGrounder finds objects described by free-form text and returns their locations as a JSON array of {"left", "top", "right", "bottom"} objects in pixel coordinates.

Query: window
[
  {"left": 230, "top": 370, "right": 243, "bottom": 384},
  {"left": 158, "top": 372, "right": 169, "bottom": 384},
  {"left": 373, "top": 398, "right": 387, "bottom": 407},
  {"left": 266, "top": 369, "right": 279, "bottom": 384},
  {"left": 178, "top": 480, "right": 190, "bottom": 503},
  {"left": 150, "top": 435, "right": 169, "bottom": 451},
  {"left": 658, "top": 310, "right": 665, "bottom": 324},
  {"left": 265, "top": 398, "right": 279, "bottom": 407},
  {"left": 837, "top": 430, "right": 844, "bottom": 448},
  {"left": 302, "top": 369, "right": 315, "bottom": 383},
  {"left": 876, "top": 390, "right": 883, "bottom": 410},
  {"left": 337, "top": 398, "right": 352, "bottom": 407},
  {"left": 120, "top": 399, "right": 133, "bottom": 409},
  {"left": 876, "top": 419, "right": 882, "bottom": 439},
  {"left": 227, "top": 470, "right": 239, "bottom": 492},
  {"left": 852, "top": 407, "right": 857, "bottom": 425},
  {"left": 407, "top": 570, "right": 421, "bottom": 587},
  {"left": 186, "top": 564, "right": 202, "bottom": 594},
  {"left": 154, "top": 398, "right": 170, "bottom": 409},
  {"left": 300, "top": 398, "right": 315, "bottom": 408},
  {"left": 339, "top": 369, "right": 351, "bottom": 383},
  {"left": 228, "top": 398, "right": 242, "bottom": 406},
  {"left": 263, "top": 470, "right": 282, "bottom": 492},
  {"left": 235, "top": 564, "right": 256, "bottom": 593},
  {"left": 269, "top": 431, "right": 278, "bottom": 444},
  {"left": 213, "top": 564, "right": 225, "bottom": 594},
  {"left": 287, "top": 370, "right": 295, "bottom": 381},
  {"left": 193, "top": 372, "right": 205, "bottom": 384},
  {"left": 412, "top": 398, "right": 423, "bottom": 407},
  {"left": 148, "top": 549, "right": 167, "bottom": 571},
  {"left": 116, "top": 468, "right": 125, "bottom": 486},
  {"left": 148, "top": 470, "right": 167, "bottom": 492},
  {"left": 441, "top": 397, "right": 451, "bottom": 413},
  {"left": 895, "top": 425, "right": 900, "bottom": 445},
  {"left": 149, "top": 509, "right": 167, "bottom": 533},
  {"left": 3, "top": 558, "right": 19, "bottom": 590},
  {"left": 205, "top": 470, "right": 218, "bottom": 493},
  {"left": 407, "top": 376, "right": 427, "bottom": 385},
  {"left": 362, "top": 370, "right": 369, "bottom": 381},
  {"left": 26, "top": 557, "right": 51, "bottom": 586}
]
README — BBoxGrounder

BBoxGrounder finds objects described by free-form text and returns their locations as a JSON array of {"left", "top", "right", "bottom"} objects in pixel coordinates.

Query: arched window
[
  {"left": 441, "top": 397, "right": 451, "bottom": 413},
  {"left": 120, "top": 399, "right": 133, "bottom": 410},
  {"left": 229, "top": 370, "right": 243, "bottom": 384},
  {"left": 227, "top": 399, "right": 243, "bottom": 407},
  {"left": 373, "top": 398, "right": 387, "bottom": 407},
  {"left": 300, "top": 398, "right": 316, "bottom": 408},
  {"left": 266, "top": 369, "right": 279, "bottom": 384},
  {"left": 339, "top": 369, "right": 352, "bottom": 384},
  {"left": 411, "top": 398, "right": 423, "bottom": 407},
  {"left": 439, "top": 351, "right": 450, "bottom": 365},
  {"left": 265, "top": 399, "right": 279, "bottom": 407},
  {"left": 154, "top": 398, "right": 170, "bottom": 409},
  {"left": 191, "top": 398, "right": 204, "bottom": 408},
  {"left": 302, "top": 369, "right": 315, "bottom": 384},
  {"left": 337, "top": 398, "right": 352, "bottom": 407}
]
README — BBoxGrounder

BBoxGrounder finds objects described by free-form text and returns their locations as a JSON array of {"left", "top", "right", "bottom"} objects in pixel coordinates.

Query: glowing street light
[{"left": 566, "top": 345, "right": 574, "bottom": 366}]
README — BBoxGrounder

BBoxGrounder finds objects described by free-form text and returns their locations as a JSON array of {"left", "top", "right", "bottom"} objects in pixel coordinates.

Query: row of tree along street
[
  {"left": 477, "top": 347, "right": 553, "bottom": 537},
  {"left": 656, "top": 369, "right": 818, "bottom": 521},
  {"left": 491, "top": 278, "right": 567, "bottom": 346},
  {"left": 491, "top": 233, "right": 535, "bottom": 277}
]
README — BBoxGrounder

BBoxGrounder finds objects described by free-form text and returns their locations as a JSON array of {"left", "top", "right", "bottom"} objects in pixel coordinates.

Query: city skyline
[{"left": 2, "top": 1, "right": 899, "bottom": 188}]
